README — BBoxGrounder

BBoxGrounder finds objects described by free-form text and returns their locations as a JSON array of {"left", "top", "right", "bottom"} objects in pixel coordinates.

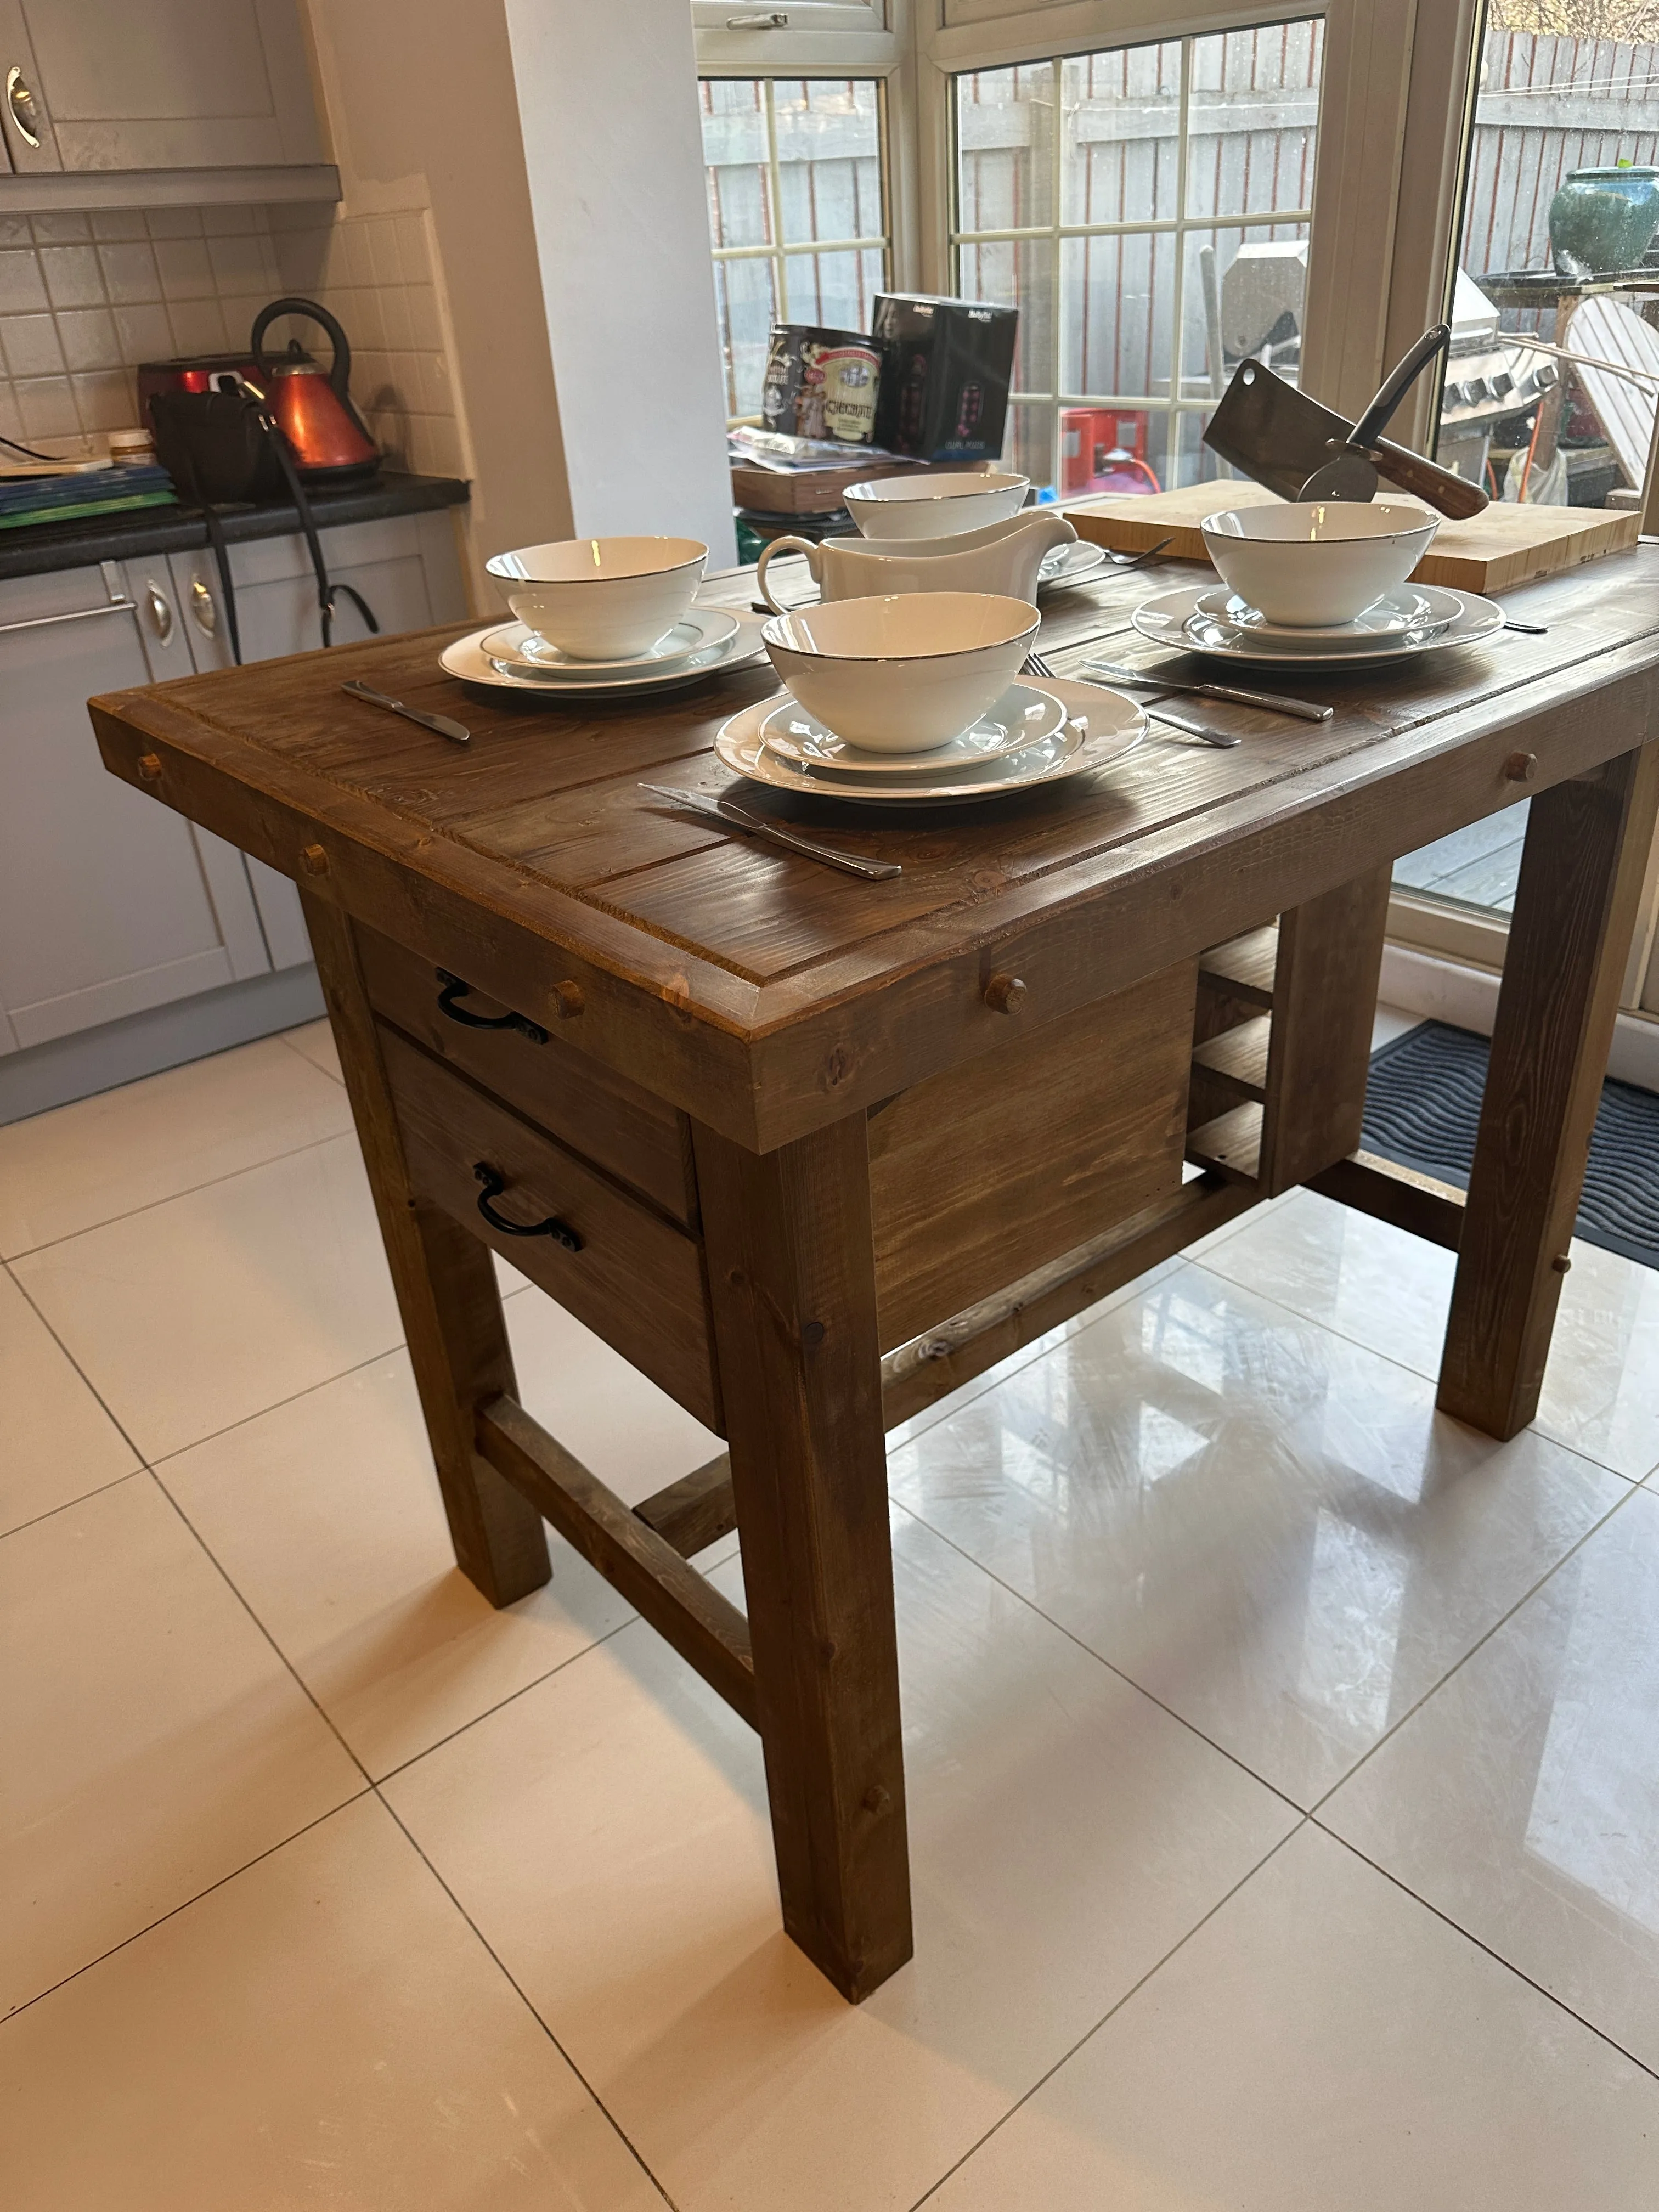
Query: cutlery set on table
[{"left": 343, "top": 326, "right": 1528, "bottom": 876}]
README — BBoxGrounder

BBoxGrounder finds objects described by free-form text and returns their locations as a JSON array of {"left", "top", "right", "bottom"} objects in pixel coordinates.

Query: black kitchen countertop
[{"left": 0, "top": 470, "right": 469, "bottom": 582}]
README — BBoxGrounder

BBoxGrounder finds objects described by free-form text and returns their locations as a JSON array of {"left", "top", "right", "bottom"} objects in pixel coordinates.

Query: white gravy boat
[{"left": 757, "top": 509, "right": 1077, "bottom": 613}]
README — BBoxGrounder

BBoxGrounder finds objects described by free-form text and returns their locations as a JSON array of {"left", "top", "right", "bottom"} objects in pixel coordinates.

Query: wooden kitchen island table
[{"left": 91, "top": 546, "right": 1659, "bottom": 2002}]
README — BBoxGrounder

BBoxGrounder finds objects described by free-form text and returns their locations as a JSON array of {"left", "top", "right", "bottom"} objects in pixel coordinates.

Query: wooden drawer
[
  {"left": 380, "top": 1025, "right": 720, "bottom": 1430},
  {"left": 867, "top": 961, "right": 1197, "bottom": 1349},
  {"left": 356, "top": 922, "right": 695, "bottom": 1226}
]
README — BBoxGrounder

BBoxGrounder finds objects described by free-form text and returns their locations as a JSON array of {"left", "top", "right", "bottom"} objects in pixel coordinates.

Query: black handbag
[{"left": 148, "top": 382, "right": 380, "bottom": 665}]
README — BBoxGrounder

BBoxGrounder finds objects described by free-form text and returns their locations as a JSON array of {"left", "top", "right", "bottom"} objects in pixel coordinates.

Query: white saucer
[
  {"left": 1037, "top": 540, "right": 1113, "bottom": 592},
  {"left": 479, "top": 607, "right": 738, "bottom": 677},
  {"left": 760, "top": 682, "right": 1067, "bottom": 774},
  {"left": 1132, "top": 583, "right": 1503, "bottom": 668},
  {"left": 1194, "top": 585, "right": 1439, "bottom": 642},
  {"left": 715, "top": 680, "right": 1144, "bottom": 804},
  {"left": 440, "top": 612, "right": 768, "bottom": 696}
]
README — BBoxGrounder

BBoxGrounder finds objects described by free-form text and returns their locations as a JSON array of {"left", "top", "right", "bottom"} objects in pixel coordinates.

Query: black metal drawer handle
[
  {"left": 472, "top": 1161, "right": 582, "bottom": 1248},
  {"left": 436, "top": 969, "right": 548, "bottom": 1044}
]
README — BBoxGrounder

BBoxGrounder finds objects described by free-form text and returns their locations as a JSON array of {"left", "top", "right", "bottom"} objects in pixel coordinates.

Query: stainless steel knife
[
  {"left": 1084, "top": 661, "right": 1333, "bottom": 723},
  {"left": 639, "top": 783, "right": 902, "bottom": 881},
  {"left": 342, "top": 678, "right": 470, "bottom": 746}
]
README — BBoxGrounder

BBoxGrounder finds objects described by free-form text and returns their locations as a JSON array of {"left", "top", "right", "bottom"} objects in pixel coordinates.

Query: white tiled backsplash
[{"left": 0, "top": 203, "right": 467, "bottom": 481}]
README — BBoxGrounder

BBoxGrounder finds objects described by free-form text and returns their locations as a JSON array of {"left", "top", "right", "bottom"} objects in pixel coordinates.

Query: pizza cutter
[{"left": 1299, "top": 323, "right": 1454, "bottom": 500}]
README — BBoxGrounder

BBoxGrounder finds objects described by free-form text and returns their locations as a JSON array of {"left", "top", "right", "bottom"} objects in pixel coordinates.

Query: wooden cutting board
[{"left": 1067, "top": 478, "right": 1641, "bottom": 592}]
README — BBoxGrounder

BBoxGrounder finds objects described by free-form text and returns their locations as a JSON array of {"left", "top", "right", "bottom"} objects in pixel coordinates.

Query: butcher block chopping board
[{"left": 1068, "top": 478, "right": 1641, "bottom": 592}]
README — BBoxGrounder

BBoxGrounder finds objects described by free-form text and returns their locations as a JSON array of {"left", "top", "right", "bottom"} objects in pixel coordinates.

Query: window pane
[
  {"left": 714, "top": 255, "right": 779, "bottom": 420},
  {"left": 782, "top": 246, "right": 885, "bottom": 332},
  {"left": 1059, "top": 42, "right": 1182, "bottom": 227},
  {"left": 1003, "top": 399, "right": 1056, "bottom": 487},
  {"left": 773, "top": 80, "right": 884, "bottom": 247},
  {"left": 701, "top": 80, "right": 773, "bottom": 250},
  {"left": 1180, "top": 222, "right": 1311, "bottom": 396},
  {"left": 1186, "top": 22, "right": 1324, "bottom": 221},
  {"left": 956, "top": 63, "right": 1056, "bottom": 234},
  {"left": 958, "top": 237, "right": 1052, "bottom": 397},
  {"left": 1060, "top": 229, "right": 1177, "bottom": 399}
]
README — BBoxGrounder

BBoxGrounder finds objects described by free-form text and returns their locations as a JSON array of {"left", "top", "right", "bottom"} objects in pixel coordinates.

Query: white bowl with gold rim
[
  {"left": 485, "top": 535, "right": 707, "bottom": 658},
  {"left": 1200, "top": 500, "right": 1438, "bottom": 628}
]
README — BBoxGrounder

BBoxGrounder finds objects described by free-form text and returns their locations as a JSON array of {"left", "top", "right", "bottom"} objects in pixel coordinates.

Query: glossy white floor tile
[
  {"left": 159, "top": 1351, "right": 637, "bottom": 1779},
  {"left": 1199, "top": 1190, "right": 1659, "bottom": 1481},
  {"left": 280, "top": 1015, "right": 344, "bottom": 1084},
  {"left": 383, "top": 1508, "right": 1296, "bottom": 2212},
  {"left": 1324, "top": 1485, "right": 1659, "bottom": 2070},
  {"left": 0, "top": 1474, "right": 363, "bottom": 2012},
  {"left": 889, "top": 1263, "right": 1628, "bottom": 1805},
  {"left": 0, "top": 1795, "right": 665, "bottom": 2211},
  {"left": 0, "top": 1266, "right": 138, "bottom": 1536},
  {"left": 12, "top": 1133, "right": 403, "bottom": 1462},
  {"left": 928, "top": 1824, "right": 1659, "bottom": 2209},
  {"left": 506, "top": 1290, "right": 724, "bottom": 1505},
  {"left": 0, "top": 1035, "right": 353, "bottom": 1257}
]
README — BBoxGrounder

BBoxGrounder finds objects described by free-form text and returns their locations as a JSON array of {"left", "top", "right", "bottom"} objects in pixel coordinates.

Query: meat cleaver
[{"left": 1204, "top": 357, "right": 1488, "bottom": 518}]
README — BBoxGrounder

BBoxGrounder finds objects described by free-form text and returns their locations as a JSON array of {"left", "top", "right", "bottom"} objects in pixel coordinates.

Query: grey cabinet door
[
  {"left": 7, "top": 0, "right": 324, "bottom": 172},
  {"left": 166, "top": 510, "right": 470, "bottom": 969},
  {"left": 0, "top": 562, "right": 270, "bottom": 1051}
]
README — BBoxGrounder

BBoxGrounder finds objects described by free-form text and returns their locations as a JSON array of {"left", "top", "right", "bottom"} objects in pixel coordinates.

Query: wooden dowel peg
[
  {"left": 137, "top": 752, "right": 162, "bottom": 782},
  {"left": 300, "top": 843, "right": 330, "bottom": 874},
  {"left": 984, "top": 973, "right": 1026, "bottom": 1015},
  {"left": 1504, "top": 751, "right": 1538, "bottom": 783},
  {"left": 552, "top": 980, "right": 585, "bottom": 1019}
]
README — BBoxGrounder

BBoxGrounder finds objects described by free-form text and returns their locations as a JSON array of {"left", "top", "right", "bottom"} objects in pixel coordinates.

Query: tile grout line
[
  {"left": 1306, "top": 1476, "right": 1654, "bottom": 1822},
  {"left": 1307, "top": 1826, "right": 1659, "bottom": 2089},
  {"left": 369, "top": 1792, "right": 683, "bottom": 2210},
  {"left": 884, "top": 1494, "right": 1308, "bottom": 1824},
  {"left": 274, "top": 1025, "right": 347, "bottom": 1088},
  {"left": 2, "top": 1123, "right": 357, "bottom": 1265},
  {"left": 4, "top": 1255, "right": 153, "bottom": 1471},
  {"left": 904, "top": 1822, "right": 1309, "bottom": 2212}
]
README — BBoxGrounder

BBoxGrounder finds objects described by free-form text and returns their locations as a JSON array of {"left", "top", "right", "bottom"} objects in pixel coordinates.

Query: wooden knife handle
[{"left": 1362, "top": 439, "right": 1489, "bottom": 520}]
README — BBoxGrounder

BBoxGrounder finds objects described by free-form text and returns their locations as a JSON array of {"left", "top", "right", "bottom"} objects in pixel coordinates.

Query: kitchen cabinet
[
  {"left": 0, "top": 559, "right": 269, "bottom": 1052},
  {"left": 163, "top": 507, "right": 469, "bottom": 973},
  {"left": 0, "top": 0, "right": 325, "bottom": 174}
]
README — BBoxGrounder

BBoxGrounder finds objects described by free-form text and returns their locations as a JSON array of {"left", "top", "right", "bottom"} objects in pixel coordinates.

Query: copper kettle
[{"left": 249, "top": 297, "right": 379, "bottom": 481}]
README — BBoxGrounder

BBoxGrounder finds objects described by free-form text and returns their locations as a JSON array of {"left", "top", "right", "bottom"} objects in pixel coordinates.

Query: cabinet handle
[
  {"left": 472, "top": 1163, "right": 583, "bottom": 1248},
  {"left": 189, "top": 578, "right": 217, "bottom": 635},
  {"left": 726, "top": 10, "right": 787, "bottom": 22},
  {"left": 0, "top": 596, "right": 136, "bottom": 638},
  {"left": 5, "top": 65, "right": 42, "bottom": 148},
  {"left": 435, "top": 968, "right": 548, "bottom": 1043},
  {"left": 144, "top": 581, "right": 174, "bottom": 642}
]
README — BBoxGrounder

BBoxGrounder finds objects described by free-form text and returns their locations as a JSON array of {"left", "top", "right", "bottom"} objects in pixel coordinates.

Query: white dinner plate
[
  {"left": 1037, "top": 540, "right": 1113, "bottom": 592},
  {"left": 759, "top": 681, "right": 1067, "bottom": 775},
  {"left": 1132, "top": 583, "right": 1503, "bottom": 668},
  {"left": 439, "top": 611, "right": 768, "bottom": 696},
  {"left": 1193, "top": 584, "right": 1441, "bottom": 642},
  {"left": 715, "top": 679, "right": 1144, "bottom": 804},
  {"left": 478, "top": 607, "right": 739, "bottom": 677}
]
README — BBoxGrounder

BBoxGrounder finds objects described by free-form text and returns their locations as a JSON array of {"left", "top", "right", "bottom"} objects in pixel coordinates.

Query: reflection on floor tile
[
  {"left": 889, "top": 1264, "right": 1627, "bottom": 1805},
  {"left": 160, "top": 1351, "right": 637, "bottom": 1779},
  {"left": 0, "top": 1035, "right": 352, "bottom": 1257},
  {"left": 280, "top": 1017, "right": 343, "bottom": 1085},
  {"left": 1200, "top": 1191, "right": 1659, "bottom": 1480},
  {"left": 0, "top": 1266, "right": 138, "bottom": 1536},
  {"left": 1324, "top": 1486, "right": 1659, "bottom": 2069},
  {"left": 0, "top": 1475, "right": 362, "bottom": 2012},
  {"left": 0, "top": 1796, "right": 665, "bottom": 2210},
  {"left": 385, "top": 1510, "right": 1295, "bottom": 2212},
  {"left": 927, "top": 1824, "right": 1659, "bottom": 2210},
  {"left": 12, "top": 1134, "right": 403, "bottom": 1462}
]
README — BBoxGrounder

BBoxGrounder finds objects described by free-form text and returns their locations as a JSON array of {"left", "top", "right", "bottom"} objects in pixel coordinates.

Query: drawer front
[
  {"left": 380, "top": 1025, "right": 720, "bottom": 1430},
  {"left": 867, "top": 960, "right": 1197, "bottom": 1349},
  {"left": 356, "top": 922, "right": 695, "bottom": 1226}
]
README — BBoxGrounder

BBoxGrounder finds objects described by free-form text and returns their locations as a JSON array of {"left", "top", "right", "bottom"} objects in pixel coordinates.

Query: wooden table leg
[
  {"left": 1437, "top": 742, "right": 1659, "bottom": 1439},
  {"left": 693, "top": 1114, "right": 912, "bottom": 2002},
  {"left": 301, "top": 887, "right": 552, "bottom": 1606}
]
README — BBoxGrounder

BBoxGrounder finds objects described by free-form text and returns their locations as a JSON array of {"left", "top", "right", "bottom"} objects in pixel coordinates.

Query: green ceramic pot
[{"left": 1549, "top": 166, "right": 1659, "bottom": 279}]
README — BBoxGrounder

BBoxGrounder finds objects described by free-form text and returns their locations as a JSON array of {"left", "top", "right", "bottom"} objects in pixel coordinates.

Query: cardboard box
[{"left": 871, "top": 294, "right": 1019, "bottom": 462}]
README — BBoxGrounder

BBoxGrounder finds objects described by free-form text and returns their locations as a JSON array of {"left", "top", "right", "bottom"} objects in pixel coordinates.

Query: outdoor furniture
[{"left": 88, "top": 545, "right": 1659, "bottom": 2005}]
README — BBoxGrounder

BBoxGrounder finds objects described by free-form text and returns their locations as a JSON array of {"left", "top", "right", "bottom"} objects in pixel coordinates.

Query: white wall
[{"left": 503, "top": 0, "right": 736, "bottom": 564}]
